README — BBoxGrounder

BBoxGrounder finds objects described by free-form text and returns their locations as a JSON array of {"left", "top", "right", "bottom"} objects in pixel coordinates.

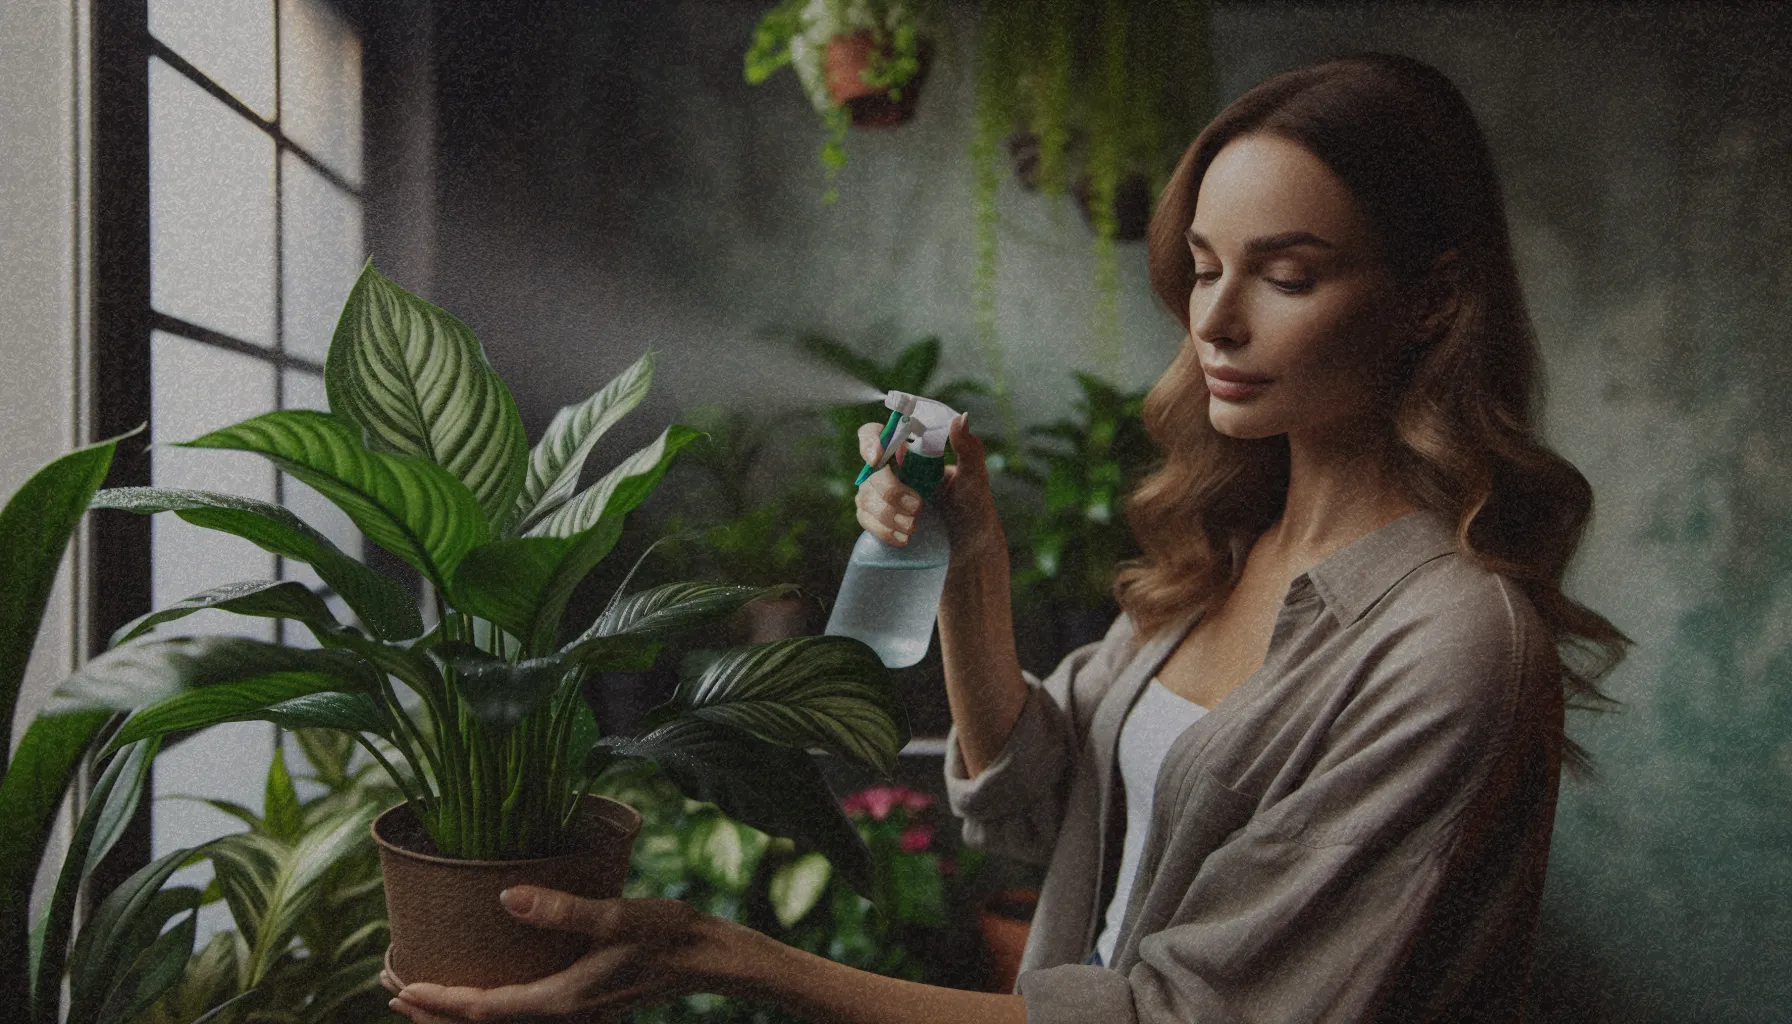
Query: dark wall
[{"left": 378, "top": 2, "right": 1792, "bottom": 1020}]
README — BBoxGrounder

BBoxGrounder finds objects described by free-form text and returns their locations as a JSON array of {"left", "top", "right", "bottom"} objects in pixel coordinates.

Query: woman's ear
[{"left": 1413, "top": 249, "right": 1462, "bottom": 340}]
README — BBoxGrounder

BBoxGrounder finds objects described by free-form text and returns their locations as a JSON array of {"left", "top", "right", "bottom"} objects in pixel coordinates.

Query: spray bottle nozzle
[{"left": 852, "top": 391, "right": 960, "bottom": 488}]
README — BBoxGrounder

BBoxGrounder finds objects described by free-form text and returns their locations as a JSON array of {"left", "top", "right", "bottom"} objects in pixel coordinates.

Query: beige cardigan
[{"left": 945, "top": 509, "right": 1562, "bottom": 1022}]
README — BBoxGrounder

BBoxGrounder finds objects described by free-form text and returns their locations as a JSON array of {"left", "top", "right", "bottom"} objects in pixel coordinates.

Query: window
[{"left": 136, "top": 0, "right": 366, "bottom": 931}]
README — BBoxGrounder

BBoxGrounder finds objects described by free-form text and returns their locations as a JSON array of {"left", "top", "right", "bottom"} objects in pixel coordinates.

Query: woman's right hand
[{"left": 855, "top": 414, "right": 1005, "bottom": 561}]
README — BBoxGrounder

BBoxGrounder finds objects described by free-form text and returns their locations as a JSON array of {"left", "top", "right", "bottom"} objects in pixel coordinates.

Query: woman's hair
[{"left": 1114, "top": 52, "right": 1631, "bottom": 772}]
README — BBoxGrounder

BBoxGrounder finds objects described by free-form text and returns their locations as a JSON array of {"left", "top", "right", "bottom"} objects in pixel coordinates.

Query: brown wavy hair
[{"left": 1113, "top": 52, "right": 1630, "bottom": 772}]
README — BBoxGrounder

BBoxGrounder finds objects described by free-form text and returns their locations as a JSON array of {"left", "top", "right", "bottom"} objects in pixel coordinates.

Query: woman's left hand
[{"left": 382, "top": 886, "right": 720, "bottom": 1023}]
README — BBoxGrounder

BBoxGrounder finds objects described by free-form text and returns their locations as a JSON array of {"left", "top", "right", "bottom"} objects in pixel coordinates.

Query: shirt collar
[{"left": 1297, "top": 507, "right": 1461, "bottom": 625}]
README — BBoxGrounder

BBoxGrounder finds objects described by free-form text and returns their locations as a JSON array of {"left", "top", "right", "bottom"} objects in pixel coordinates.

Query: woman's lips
[{"left": 1203, "top": 367, "right": 1271, "bottom": 400}]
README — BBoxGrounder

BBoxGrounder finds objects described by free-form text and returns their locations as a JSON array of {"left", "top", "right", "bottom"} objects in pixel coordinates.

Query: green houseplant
[
  {"left": 141, "top": 728, "right": 402, "bottom": 1024},
  {"left": 1008, "top": 373, "right": 1155, "bottom": 654},
  {"left": 745, "top": 0, "right": 939, "bottom": 201},
  {"left": 45, "top": 262, "right": 908, "bottom": 991},
  {"left": 0, "top": 435, "right": 215, "bottom": 1024},
  {"left": 972, "top": 0, "right": 1215, "bottom": 378}
]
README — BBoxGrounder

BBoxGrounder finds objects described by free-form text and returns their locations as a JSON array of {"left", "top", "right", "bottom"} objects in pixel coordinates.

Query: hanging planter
[
  {"left": 746, "top": 0, "right": 940, "bottom": 202},
  {"left": 972, "top": 0, "right": 1217, "bottom": 382}
]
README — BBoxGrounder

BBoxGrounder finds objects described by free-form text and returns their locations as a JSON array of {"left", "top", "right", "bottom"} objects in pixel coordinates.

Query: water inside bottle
[{"left": 827, "top": 557, "right": 949, "bottom": 668}]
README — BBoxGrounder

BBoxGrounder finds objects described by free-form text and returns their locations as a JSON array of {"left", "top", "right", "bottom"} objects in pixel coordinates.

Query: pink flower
[
  {"left": 898, "top": 821, "right": 936, "bottom": 853},
  {"left": 842, "top": 785, "right": 935, "bottom": 822}
]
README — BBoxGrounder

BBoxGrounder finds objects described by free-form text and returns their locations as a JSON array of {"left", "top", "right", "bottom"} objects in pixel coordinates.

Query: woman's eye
[
  {"left": 1269, "top": 277, "right": 1314, "bottom": 293},
  {"left": 1192, "top": 269, "right": 1222, "bottom": 285}
]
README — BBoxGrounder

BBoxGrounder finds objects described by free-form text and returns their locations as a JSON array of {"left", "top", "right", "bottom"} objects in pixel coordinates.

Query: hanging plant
[
  {"left": 972, "top": 0, "right": 1215, "bottom": 381},
  {"left": 745, "top": 0, "right": 940, "bottom": 203}
]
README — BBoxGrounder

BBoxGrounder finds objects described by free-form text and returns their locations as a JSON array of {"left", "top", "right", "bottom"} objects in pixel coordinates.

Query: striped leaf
[
  {"left": 586, "top": 582, "right": 798, "bottom": 641},
  {"left": 325, "top": 262, "right": 528, "bottom": 524},
  {"left": 181, "top": 410, "right": 487, "bottom": 591},
  {"left": 510, "top": 350, "right": 654, "bottom": 535},
  {"left": 525, "top": 426, "right": 701, "bottom": 539},
  {"left": 455, "top": 426, "right": 695, "bottom": 654},
  {"left": 46, "top": 635, "right": 365, "bottom": 722},
  {"left": 91, "top": 488, "right": 422, "bottom": 641},
  {"left": 109, "top": 580, "right": 339, "bottom": 648},
  {"left": 667, "top": 636, "right": 907, "bottom": 777},
  {"left": 591, "top": 717, "right": 874, "bottom": 898},
  {"left": 65, "top": 849, "right": 197, "bottom": 1024}
]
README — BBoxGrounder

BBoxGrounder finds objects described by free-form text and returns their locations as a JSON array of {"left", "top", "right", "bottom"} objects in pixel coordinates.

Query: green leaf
[
  {"left": 201, "top": 803, "right": 379, "bottom": 988},
  {"left": 65, "top": 848, "right": 196, "bottom": 1024},
  {"left": 264, "top": 740, "right": 303, "bottom": 842},
  {"left": 681, "top": 813, "right": 766, "bottom": 893},
  {"left": 326, "top": 261, "right": 529, "bottom": 525},
  {"left": 511, "top": 350, "right": 654, "bottom": 535},
  {"left": 256, "top": 691, "right": 391, "bottom": 737},
  {"left": 664, "top": 636, "right": 907, "bottom": 778},
  {"left": 180, "top": 410, "right": 486, "bottom": 591},
  {"left": 92, "top": 899, "right": 197, "bottom": 1024},
  {"left": 525, "top": 425, "right": 701, "bottom": 539},
  {"left": 796, "top": 335, "right": 884, "bottom": 390},
  {"left": 889, "top": 337, "right": 941, "bottom": 395},
  {"left": 585, "top": 582, "right": 798, "bottom": 642},
  {"left": 0, "top": 438, "right": 116, "bottom": 766},
  {"left": 30, "top": 736, "right": 158, "bottom": 1024},
  {"left": 41, "top": 636, "right": 366, "bottom": 748},
  {"left": 769, "top": 851, "right": 832, "bottom": 928},
  {"left": 109, "top": 579, "right": 340, "bottom": 648},
  {"left": 453, "top": 425, "right": 698, "bottom": 654},
  {"left": 0, "top": 710, "right": 109, "bottom": 1018},
  {"left": 591, "top": 717, "right": 875, "bottom": 899},
  {"left": 434, "top": 643, "right": 571, "bottom": 728},
  {"left": 90, "top": 487, "right": 422, "bottom": 641}
]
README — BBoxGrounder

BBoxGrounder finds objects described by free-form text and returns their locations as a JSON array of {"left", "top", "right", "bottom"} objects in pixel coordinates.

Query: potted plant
[
  {"left": 0, "top": 435, "right": 215, "bottom": 1024},
  {"left": 46, "top": 262, "right": 908, "bottom": 992},
  {"left": 971, "top": 0, "right": 1216, "bottom": 378},
  {"left": 141, "top": 728, "right": 401, "bottom": 1024},
  {"left": 745, "top": 0, "right": 940, "bottom": 201}
]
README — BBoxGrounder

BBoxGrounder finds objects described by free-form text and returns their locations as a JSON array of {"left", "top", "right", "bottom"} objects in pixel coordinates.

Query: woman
[{"left": 387, "top": 51, "right": 1630, "bottom": 1024}]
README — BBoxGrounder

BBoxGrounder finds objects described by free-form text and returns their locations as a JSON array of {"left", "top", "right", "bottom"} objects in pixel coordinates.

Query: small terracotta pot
[
  {"left": 743, "top": 595, "right": 814, "bottom": 643},
  {"left": 373, "top": 796, "right": 642, "bottom": 989},
  {"left": 978, "top": 887, "right": 1039, "bottom": 994},
  {"left": 823, "top": 32, "right": 932, "bottom": 128}
]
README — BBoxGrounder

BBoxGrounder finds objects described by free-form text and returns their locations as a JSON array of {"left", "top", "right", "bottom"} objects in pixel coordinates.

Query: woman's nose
[{"left": 1191, "top": 278, "right": 1246, "bottom": 349}]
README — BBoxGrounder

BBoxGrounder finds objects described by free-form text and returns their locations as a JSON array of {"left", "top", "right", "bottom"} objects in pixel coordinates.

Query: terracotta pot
[
  {"left": 978, "top": 887, "right": 1039, "bottom": 994},
  {"left": 743, "top": 595, "right": 814, "bottom": 643},
  {"left": 1074, "top": 172, "right": 1154, "bottom": 242},
  {"left": 373, "top": 796, "right": 642, "bottom": 989},
  {"left": 823, "top": 32, "right": 932, "bottom": 128}
]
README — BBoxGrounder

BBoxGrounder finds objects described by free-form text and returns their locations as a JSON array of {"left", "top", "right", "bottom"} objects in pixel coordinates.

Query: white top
[{"left": 1093, "top": 677, "right": 1208, "bottom": 966}]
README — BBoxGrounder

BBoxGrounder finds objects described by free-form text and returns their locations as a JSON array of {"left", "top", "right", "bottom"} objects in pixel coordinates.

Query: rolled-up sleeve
[{"left": 944, "top": 615, "right": 1137, "bottom": 866}]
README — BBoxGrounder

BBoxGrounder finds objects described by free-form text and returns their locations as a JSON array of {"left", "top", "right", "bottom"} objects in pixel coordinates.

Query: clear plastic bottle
[{"left": 825, "top": 405, "right": 953, "bottom": 668}]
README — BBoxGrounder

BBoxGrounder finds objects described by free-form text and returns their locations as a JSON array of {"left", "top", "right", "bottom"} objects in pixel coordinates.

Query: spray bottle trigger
[{"left": 854, "top": 410, "right": 910, "bottom": 486}]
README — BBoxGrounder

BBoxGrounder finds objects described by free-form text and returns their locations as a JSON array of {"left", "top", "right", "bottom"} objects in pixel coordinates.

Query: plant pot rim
[{"left": 370, "top": 796, "right": 642, "bottom": 870}]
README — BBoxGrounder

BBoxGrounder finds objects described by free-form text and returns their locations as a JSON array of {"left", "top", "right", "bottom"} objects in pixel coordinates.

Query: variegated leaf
[
  {"left": 511, "top": 350, "right": 654, "bottom": 535},
  {"left": 109, "top": 579, "right": 339, "bottom": 648},
  {"left": 325, "top": 261, "right": 528, "bottom": 524},
  {"left": 181, "top": 410, "right": 486, "bottom": 591},
  {"left": 525, "top": 426, "right": 700, "bottom": 539},
  {"left": 669, "top": 636, "right": 906, "bottom": 777}
]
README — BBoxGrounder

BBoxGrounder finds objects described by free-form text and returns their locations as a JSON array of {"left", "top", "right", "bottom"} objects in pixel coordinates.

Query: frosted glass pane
[
  {"left": 282, "top": 154, "right": 363, "bottom": 362},
  {"left": 149, "top": 0, "right": 276, "bottom": 118},
  {"left": 150, "top": 332, "right": 277, "bottom": 640},
  {"left": 151, "top": 58, "right": 277, "bottom": 347},
  {"left": 280, "top": 0, "right": 362, "bottom": 185},
  {"left": 280, "top": 370, "right": 363, "bottom": 624}
]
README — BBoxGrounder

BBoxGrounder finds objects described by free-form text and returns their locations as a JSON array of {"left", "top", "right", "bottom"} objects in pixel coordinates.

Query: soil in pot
[
  {"left": 375, "top": 795, "right": 642, "bottom": 989},
  {"left": 824, "top": 32, "right": 932, "bottom": 128},
  {"left": 979, "top": 888, "right": 1039, "bottom": 994}
]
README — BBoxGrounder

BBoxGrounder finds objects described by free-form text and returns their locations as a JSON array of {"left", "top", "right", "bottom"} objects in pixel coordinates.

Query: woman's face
[{"left": 1184, "top": 132, "right": 1408, "bottom": 443}]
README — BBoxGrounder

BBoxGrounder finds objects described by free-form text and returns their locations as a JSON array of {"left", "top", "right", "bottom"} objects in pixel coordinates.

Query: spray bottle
[{"left": 824, "top": 390, "right": 959, "bottom": 668}]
